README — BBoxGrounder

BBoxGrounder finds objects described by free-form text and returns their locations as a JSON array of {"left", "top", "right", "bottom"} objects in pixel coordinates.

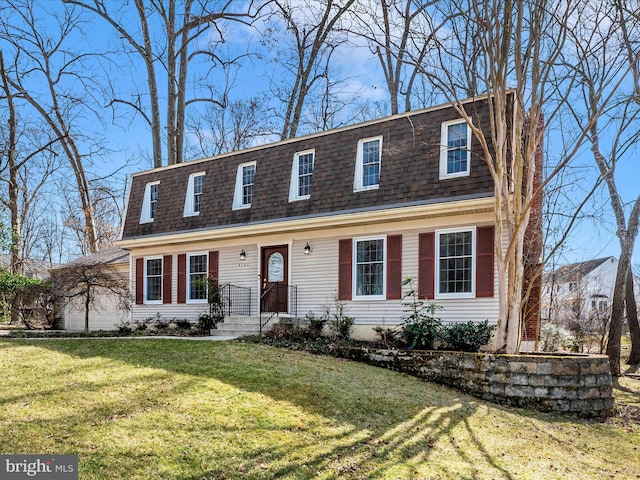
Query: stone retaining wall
[{"left": 336, "top": 347, "right": 613, "bottom": 418}]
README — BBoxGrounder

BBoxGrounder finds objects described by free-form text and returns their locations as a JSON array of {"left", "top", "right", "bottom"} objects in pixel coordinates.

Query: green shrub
[
  {"left": 197, "top": 314, "right": 217, "bottom": 334},
  {"left": 373, "top": 326, "right": 401, "bottom": 347},
  {"left": 399, "top": 277, "right": 442, "bottom": 350},
  {"left": 303, "top": 311, "right": 326, "bottom": 338},
  {"left": 117, "top": 321, "right": 132, "bottom": 335},
  {"left": 441, "top": 320, "right": 495, "bottom": 352},
  {"left": 323, "top": 296, "right": 354, "bottom": 340},
  {"left": 174, "top": 319, "right": 192, "bottom": 330}
]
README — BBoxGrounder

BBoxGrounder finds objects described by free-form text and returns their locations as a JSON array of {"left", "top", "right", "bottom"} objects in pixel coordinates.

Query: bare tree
[
  {"left": 564, "top": 0, "right": 640, "bottom": 374},
  {"left": 65, "top": 0, "right": 262, "bottom": 167},
  {"left": 265, "top": 0, "right": 356, "bottom": 140},
  {"left": 626, "top": 268, "right": 640, "bottom": 365},
  {"left": 0, "top": 49, "right": 64, "bottom": 322},
  {"left": 349, "top": 0, "right": 438, "bottom": 114},
  {"left": 0, "top": 1, "right": 105, "bottom": 253},
  {"left": 51, "top": 252, "right": 129, "bottom": 332},
  {"left": 401, "top": 0, "right": 634, "bottom": 353}
]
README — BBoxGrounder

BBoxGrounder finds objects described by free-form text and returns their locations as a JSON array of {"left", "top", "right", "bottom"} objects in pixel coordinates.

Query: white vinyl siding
[{"left": 129, "top": 214, "right": 501, "bottom": 328}]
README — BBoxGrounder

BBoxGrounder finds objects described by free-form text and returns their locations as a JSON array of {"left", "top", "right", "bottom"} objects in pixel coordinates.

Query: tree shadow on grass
[{"left": 8, "top": 339, "right": 535, "bottom": 479}]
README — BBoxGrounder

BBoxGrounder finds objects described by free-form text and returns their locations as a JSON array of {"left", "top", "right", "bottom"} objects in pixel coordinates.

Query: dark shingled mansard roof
[{"left": 121, "top": 97, "right": 506, "bottom": 241}]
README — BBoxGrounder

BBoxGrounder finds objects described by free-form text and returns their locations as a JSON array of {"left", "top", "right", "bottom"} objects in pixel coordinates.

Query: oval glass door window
[{"left": 268, "top": 252, "right": 284, "bottom": 282}]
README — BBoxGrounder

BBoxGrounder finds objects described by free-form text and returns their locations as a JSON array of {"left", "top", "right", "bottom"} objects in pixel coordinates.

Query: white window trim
[
  {"left": 439, "top": 119, "right": 471, "bottom": 180},
  {"left": 354, "top": 135, "right": 383, "bottom": 192},
  {"left": 184, "top": 172, "right": 206, "bottom": 217},
  {"left": 289, "top": 149, "right": 315, "bottom": 202},
  {"left": 232, "top": 161, "right": 257, "bottom": 210},
  {"left": 352, "top": 235, "right": 387, "bottom": 301},
  {"left": 187, "top": 252, "right": 208, "bottom": 304},
  {"left": 435, "top": 226, "right": 476, "bottom": 299},
  {"left": 144, "top": 256, "right": 163, "bottom": 304},
  {"left": 140, "top": 181, "right": 160, "bottom": 224}
]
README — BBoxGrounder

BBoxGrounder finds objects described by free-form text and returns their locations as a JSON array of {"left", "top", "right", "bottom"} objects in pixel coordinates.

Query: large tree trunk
[
  {"left": 607, "top": 248, "right": 632, "bottom": 375},
  {"left": 626, "top": 263, "right": 640, "bottom": 365},
  {"left": 135, "top": 0, "right": 163, "bottom": 168},
  {"left": 1, "top": 51, "right": 23, "bottom": 324}
]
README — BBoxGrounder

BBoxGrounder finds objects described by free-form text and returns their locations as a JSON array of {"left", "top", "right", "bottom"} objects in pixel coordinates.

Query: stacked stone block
[{"left": 337, "top": 348, "right": 613, "bottom": 418}]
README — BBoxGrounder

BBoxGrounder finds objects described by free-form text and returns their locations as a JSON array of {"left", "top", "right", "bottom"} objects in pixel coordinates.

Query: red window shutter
[
  {"left": 386, "top": 235, "right": 402, "bottom": 299},
  {"left": 338, "top": 239, "right": 352, "bottom": 301},
  {"left": 135, "top": 258, "right": 144, "bottom": 305},
  {"left": 163, "top": 255, "right": 172, "bottom": 304},
  {"left": 208, "top": 251, "right": 219, "bottom": 281},
  {"left": 476, "top": 226, "right": 495, "bottom": 297},
  {"left": 177, "top": 254, "right": 187, "bottom": 304},
  {"left": 418, "top": 232, "right": 435, "bottom": 299}
]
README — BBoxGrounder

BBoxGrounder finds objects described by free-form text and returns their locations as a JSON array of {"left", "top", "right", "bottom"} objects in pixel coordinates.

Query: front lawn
[{"left": 0, "top": 339, "right": 638, "bottom": 479}]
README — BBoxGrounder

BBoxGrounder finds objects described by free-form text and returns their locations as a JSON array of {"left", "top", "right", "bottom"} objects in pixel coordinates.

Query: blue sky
[{"left": 4, "top": 1, "right": 638, "bottom": 267}]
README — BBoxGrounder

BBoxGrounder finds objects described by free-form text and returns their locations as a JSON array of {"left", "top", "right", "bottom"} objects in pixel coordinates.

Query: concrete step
[{"left": 210, "top": 315, "right": 283, "bottom": 337}]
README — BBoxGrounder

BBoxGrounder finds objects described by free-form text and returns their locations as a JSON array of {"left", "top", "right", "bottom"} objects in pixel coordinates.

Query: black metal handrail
[
  {"left": 259, "top": 283, "right": 297, "bottom": 333},
  {"left": 218, "top": 283, "right": 252, "bottom": 318}
]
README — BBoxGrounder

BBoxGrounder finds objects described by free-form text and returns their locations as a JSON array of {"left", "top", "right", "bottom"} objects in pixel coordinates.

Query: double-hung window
[
  {"left": 184, "top": 172, "right": 205, "bottom": 216},
  {"left": 354, "top": 136, "right": 382, "bottom": 191},
  {"left": 436, "top": 227, "right": 475, "bottom": 298},
  {"left": 140, "top": 181, "right": 160, "bottom": 223},
  {"left": 354, "top": 236, "right": 386, "bottom": 299},
  {"left": 289, "top": 150, "right": 314, "bottom": 201},
  {"left": 188, "top": 253, "right": 208, "bottom": 302},
  {"left": 233, "top": 161, "right": 256, "bottom": 210},
  {"left": 145, "top": 257, "right": 163, "bottom": 303},
  {"left": 440, "top": 119, "right": 471, "bottom": 179}
]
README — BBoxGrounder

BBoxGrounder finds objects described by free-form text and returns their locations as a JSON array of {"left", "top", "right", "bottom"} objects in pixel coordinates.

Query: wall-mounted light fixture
[
  {"left": 240, "top": 249, "right": 247, "bottom": 261},
  {"left": 303, "top": 243, "right": 312, "bottom": 255}
]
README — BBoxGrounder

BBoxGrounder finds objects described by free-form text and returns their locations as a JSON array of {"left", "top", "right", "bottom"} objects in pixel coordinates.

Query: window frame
[
  {"left": 140, "top": 181, "right": 160, "bottom": 224},
  {"left": 187, "top": 252, "right": 208, "bottom": 303},
  {"left": 439, "top": 119, "right": 471, "bottom": 180},
  {"left": 354, "top": 135, "right": 383, "bottom": 192},
  {"left": 144, "top": 256, "right": 163, "bottom": 304},
  {"left": 352, "top": 235, "right": 387, "bottom": 300},
  {"left": 435, "top": 226, "right": 476, "bottom": 299},
  {"left": 184, "top": 172, "right": 206, "bottom": 217},
  {"left": 289, "top": 149, "right": 315, "bottom": 202},
  {"left": 233, "top": 161, "right": 257, "bottom": 210}
]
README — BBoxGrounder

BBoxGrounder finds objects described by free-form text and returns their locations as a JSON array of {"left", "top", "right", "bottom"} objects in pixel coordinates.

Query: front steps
[{"left": 210, "top": 315, "right": 288, "bottom": 337}]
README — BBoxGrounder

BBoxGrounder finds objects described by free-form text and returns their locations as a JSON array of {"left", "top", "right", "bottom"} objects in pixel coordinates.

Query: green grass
[{"left": 0, "top": 339, "right": 638, "bottom": 479}]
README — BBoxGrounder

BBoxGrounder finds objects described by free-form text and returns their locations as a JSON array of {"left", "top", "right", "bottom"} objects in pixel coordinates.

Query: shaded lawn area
[{"left": 0, "top": 339, "right": 638, "bottom": 480}]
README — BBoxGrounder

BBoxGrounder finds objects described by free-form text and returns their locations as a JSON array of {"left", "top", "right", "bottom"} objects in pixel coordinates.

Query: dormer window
[
  {"left": 184, "top": 172, "right": 205, "bottom": 217},
  {"left": 440, "top": 119, "right": 471, "bottom": 179},
  {"left": 233, "top": 161, "right": 256, "bottom": 210},
  {"left": 354, "top": 136, "right": 382, "bottom": 192},
  {"left": 140, "top": 181, "right": 160, "bottom": 223},
  {"left": 289, "top": 149, "right": 314, "bottom": 201}
]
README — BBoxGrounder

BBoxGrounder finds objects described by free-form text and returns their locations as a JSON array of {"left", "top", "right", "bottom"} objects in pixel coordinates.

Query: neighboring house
[
  {"left": 118, "top": 94, "right": 542, "bottom": 341},
  {"left": 50, "top": 246, "right": 130, "bottom": 331},
  {"left": 541, "top": 257, "right": 619, "bottom": 331},
  {"left": 0, "top": 254, "right": 55, "bottom": 280}
]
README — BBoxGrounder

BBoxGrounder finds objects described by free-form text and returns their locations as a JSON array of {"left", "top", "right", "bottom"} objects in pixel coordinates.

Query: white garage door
[{"left": 64, "top": 292, "right": 129, "bottom": 331}]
